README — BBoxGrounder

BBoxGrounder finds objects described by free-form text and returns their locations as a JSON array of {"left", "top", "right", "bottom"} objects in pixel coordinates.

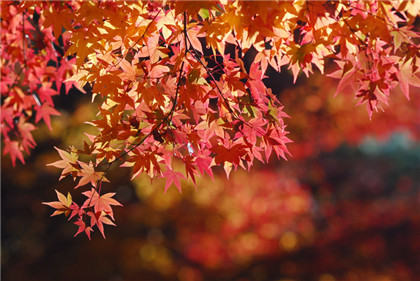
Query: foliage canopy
[{"left": 1, "top": 0, "right": 419, "bottom": 238}]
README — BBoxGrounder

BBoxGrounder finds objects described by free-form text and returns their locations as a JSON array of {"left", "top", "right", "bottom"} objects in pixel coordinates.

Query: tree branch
[{"left": 185, "top": 34, "right": 266, "bottom": 136}]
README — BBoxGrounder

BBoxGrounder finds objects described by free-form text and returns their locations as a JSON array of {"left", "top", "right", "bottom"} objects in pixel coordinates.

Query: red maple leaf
[
  {"left": 34, "top": 103, "right": 60, "bottom": 131},
  {"left": 17, "top": 117, "right": 36, "bottom": 153},
  {"left": 211, "top": 143, "right": 247, "bottom": 165},
  {"left": 87, "top": 211, "right": 116, "bottom": 239},
  {"left": 3, "top": 139, "right": 25, "bottom": 166},
  {"left": 195, "top": 151, "right": 214, "bottom": 179},
  {"left": 184, "top": 155, "right": 198, "bottom": 187},
  {"left": 82, "top": 189, "right": 122, "bottom": 219},
  {"left": 74, "top": 218, "right": 92, "bottom": 240},
  {"left": 162, "top": 169, "right": 185, "bottom": 193}
]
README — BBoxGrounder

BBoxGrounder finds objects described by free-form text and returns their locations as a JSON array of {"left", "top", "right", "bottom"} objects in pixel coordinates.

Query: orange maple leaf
[
  {"left": 75, "top": 162, "right": 109, "bottom": 188},
  {"left": 47, "top": 146, "right": 79, "bottom": 180},
  {"left": 43, "top": 190, "right": 72, "bottom": 217}
]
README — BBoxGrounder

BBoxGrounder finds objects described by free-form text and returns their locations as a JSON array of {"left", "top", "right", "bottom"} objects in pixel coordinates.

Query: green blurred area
[{"left": 2, "top": 77, "right": 420, "bottom": 281}]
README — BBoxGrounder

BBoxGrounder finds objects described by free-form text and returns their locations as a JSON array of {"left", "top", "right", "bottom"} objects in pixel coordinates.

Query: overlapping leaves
[{"left": 2, "top": 1, "right": 419, "bottom": 238}]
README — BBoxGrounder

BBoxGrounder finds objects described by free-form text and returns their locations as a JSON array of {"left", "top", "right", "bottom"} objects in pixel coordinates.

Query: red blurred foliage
[
  {"left": 281, "top": 73, "right": 420, "bottom": 159},
  {"left": 176, "top": 171, "right": 313, "bottom": 269}
]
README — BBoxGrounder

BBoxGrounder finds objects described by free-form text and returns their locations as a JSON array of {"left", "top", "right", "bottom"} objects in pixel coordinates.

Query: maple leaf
[
  {"left": 87, "top": 211, "right": 116, "bottom": 239},
  {"left": 3, "top": 139, "right": 25, "bottom": 166},
  {"left": 34, "top": 103, "right": 61, "bottom": 131},
  {"left": 17, "top": 117, "right": 36, "bottom": 152},
  {"left": 397, "top": 57, "right": 420, "bottom": 99},
  {"left": 56, "top": 57, "right": 78, "bottom": 93},
  {"left": 75, "top": 162, "right": 109, "bottom": 189},
  {"left": 43, "top": 5, "right": 73, "bottom": 39},
  {"left": 119, "top": 59, "right": 143, "bottom": 81},
  {"left": 162, "top": 169, "right": 185, "bottom": 194},
  {"left": 82, "top": 189, "right": 122, "bottom": 220},
  {"left": 47, "top": 146, "right": 79, "bottom": 180},
  {"left": 37, "top": 84, "right": 59, "bottom": 105},
  {"left": 184, "top": 155, "right": 198, "bottom": 187},
  {"left": 69, "top": 202, "right": 83, "bottom": 220},
  {"left": 195, "top": 151, "right": 214, "bottom": 179},
  {"left": 74, "top": 218, "right": 93, "bottom": 240},
  {"left": 43, "top": 190, "right": 73, "bottom": 217},
  {"left": 334, "top": 65, "right": 357, "bottom": 97},
  {"left": 211, "top": 144, "right": 247, "bottom": 165}
]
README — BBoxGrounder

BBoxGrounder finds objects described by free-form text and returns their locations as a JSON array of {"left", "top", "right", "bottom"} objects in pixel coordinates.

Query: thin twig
[
  {"left": 185, "top": 35, "right": 266, "bottom": 136},
  {"left": 22, "top": 11, "right": 26, "bottom": 75}
]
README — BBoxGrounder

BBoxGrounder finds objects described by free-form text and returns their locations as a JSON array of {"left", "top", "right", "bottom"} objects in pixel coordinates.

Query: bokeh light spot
[{"left": 280, "top": 231, "right": 298, "bottom": 251}]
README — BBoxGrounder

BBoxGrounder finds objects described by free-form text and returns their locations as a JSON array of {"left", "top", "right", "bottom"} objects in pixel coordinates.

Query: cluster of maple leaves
[
  {"left": 1, "top": 1, "right": 419, "bottom": 238},
  {"left": 1, "top": 2, "right": 78, "bottom": 165}
]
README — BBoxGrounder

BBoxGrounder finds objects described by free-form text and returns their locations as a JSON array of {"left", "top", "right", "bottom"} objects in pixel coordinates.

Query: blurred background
[{"left": 2, "top": 70, "right": 420, "bottom": 281}]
